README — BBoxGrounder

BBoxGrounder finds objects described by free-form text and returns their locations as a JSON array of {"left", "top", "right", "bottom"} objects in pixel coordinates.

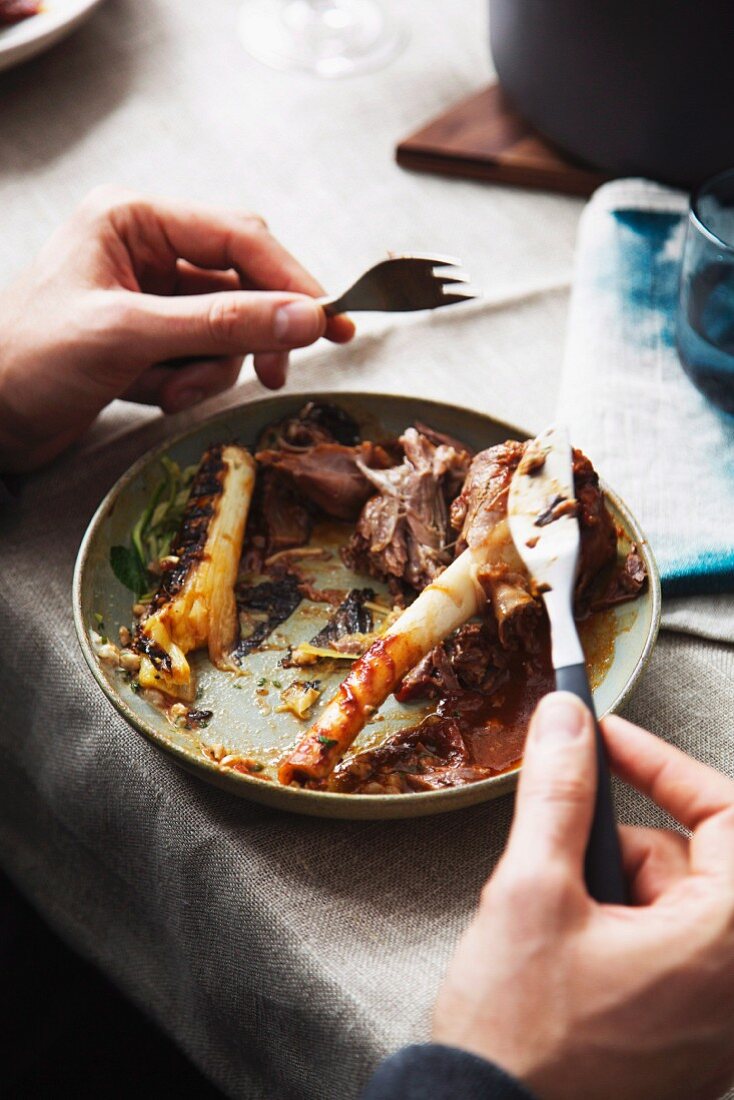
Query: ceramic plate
[
  {"left": 0, "top": 0, "right": 106, "bottom": 73},
  {"left": 73, "top": 392, "right": 661, "bottom": 820}
]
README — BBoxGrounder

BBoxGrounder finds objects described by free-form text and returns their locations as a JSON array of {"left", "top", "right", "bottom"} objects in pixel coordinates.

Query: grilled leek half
[
  {"left": 278, "top": 537, "right": 502, "bottom": 786},
  {"left": 134, "top": 445, "right": 256, "bottom": 700}
]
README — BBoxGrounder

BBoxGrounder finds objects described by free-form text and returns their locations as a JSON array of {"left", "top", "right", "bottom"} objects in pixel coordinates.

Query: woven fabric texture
[{"left": 1, "top": 2, "right": 733, "bottom": 1097}]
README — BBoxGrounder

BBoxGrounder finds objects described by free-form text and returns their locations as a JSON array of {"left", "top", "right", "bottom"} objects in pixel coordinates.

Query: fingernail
[
  {"left": 168, "top": 387, "right": 205, "bottom": 413},
  {"left": 532, "top": 692, "right": 587, "bottom": 743},
  {"left": 274, "top": 301, "right": 321, "bottom": 345}
]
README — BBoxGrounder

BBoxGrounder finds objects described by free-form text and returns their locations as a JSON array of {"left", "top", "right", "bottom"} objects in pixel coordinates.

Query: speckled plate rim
[{"left": 73, "top": 392, "right": 662, "bottom": 820}]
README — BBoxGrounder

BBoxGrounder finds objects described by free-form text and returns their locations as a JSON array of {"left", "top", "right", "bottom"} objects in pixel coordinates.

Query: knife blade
[{"left": 508, "top": 425, "right": 626, "bottom": 905}]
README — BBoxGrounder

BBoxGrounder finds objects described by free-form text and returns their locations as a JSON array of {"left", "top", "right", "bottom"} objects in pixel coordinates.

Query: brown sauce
[
  {"left": 456, "top": 642, "right": 553, "bottom": 773},
  {"left": 330, "top": 607, "right": 617, "bottom": 794}
]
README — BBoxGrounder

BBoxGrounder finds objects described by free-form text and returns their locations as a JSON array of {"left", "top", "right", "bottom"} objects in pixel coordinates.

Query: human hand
[
  {"left": 433, "top": 693, "right": 734, "bottom": 1100},
  {"left": 0, "top": 187, "right": 354, "bottom": 472}
]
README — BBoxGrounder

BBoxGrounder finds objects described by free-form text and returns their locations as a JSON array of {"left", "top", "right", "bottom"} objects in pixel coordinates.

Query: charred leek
[
  {"left": 134, "top": 445, "right": 256, "bottom": 700},
  {"left": 278, "top": 538, "right": 501, "bottom": 785}
]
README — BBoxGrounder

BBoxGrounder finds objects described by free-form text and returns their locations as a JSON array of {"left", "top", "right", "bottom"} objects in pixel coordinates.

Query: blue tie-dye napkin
[{"left": 559, "top": 179, "right": 734, "bottom": 642}]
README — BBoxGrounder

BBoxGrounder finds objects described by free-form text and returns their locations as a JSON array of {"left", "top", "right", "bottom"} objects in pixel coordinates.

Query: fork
[
  {"left": 163, "top": 255, "right": 476, "bottom": 370},
  {"left": 317, "top": 254, "right": 477, "bottom": 316}
]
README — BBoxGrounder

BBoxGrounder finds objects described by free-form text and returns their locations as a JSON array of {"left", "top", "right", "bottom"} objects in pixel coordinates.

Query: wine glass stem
[
  {"left": 298, "top": 0, "right": 341, "bottom": 14},
  {"left": 239, "top": 0, "right": 405, "bottom": 78}
]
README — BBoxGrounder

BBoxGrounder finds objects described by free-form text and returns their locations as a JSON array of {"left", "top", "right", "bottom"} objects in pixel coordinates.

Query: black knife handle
[{"left": 555, "top": 662, "right": 627, "bottom": 905}]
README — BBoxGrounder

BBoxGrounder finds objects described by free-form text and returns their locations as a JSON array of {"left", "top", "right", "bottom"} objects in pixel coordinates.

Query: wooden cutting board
[{"left": 396, "top": 83, "right": 609, "bottom": 197}]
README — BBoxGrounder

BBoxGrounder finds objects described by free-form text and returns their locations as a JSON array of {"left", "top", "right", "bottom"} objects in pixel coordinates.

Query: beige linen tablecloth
[{"left": 1, "top": 3, "right": 733, "bottom": 1098}]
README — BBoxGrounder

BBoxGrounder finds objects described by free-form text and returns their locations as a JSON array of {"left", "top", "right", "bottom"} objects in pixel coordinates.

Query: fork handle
[{"left": 555, "top": 662, "right": 627, "bottom": 905}]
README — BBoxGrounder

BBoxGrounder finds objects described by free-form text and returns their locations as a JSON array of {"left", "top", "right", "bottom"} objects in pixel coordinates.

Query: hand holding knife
[{"left": 508, "top": 425, "right": 626, "bottom": 905}]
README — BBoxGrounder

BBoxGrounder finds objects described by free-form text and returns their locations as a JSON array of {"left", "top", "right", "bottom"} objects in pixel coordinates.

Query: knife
[{"left": 507, "top": 424, "right": 626, "bottom": 905}]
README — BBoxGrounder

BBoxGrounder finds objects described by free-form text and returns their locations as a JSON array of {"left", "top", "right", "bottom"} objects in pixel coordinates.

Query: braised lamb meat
[
  {"left": 245, "top": 402, "right": 368, "bottom": 560},
  {"left": 256, "top": 441, "right": 394, "bottom": 521},
  {"left": 255, "top": 399, "right": 385, "bottom": 522},
  {"left": 395, "top": 644, "right": 461, "bottom": 700},
  {"left": 451, "top": 441, "right": 525, "bottom": 554},
  {"left": 238, "top": 467, "right": 312, "bottom": 570},
  {"left": 342, "top": 427, "right": 471, "bottom": 590},
  {"left": 450, "top": 441, "right": 619, "bottom": 630},
  {"left": 412, "top": 420, "right": 476, "bottom": 458},
  {"left": 329, "top": 715, "right": 492, "bottom": 794},
  {"left": 396, "top": 621, "right": 511, "bottom": 702},
  {"left": 263, "top": 469, "right": 312, "bottom": 551},
  {"left": 449, "top": 441, "right": 541, "bottom": 643},
  {"left": 591, "top": 545, "right": 647, "bottom": 611},
  {"left": 572, "top": 449, "right": 618, "bottom": 598},
  {"left": 256, "top": 400, "right": 361, "bottom": 450}
]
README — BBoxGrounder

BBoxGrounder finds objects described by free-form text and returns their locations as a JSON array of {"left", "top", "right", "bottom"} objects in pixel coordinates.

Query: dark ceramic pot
[{"left": 489, "top": 0, "right": 734, "bottom": 188}]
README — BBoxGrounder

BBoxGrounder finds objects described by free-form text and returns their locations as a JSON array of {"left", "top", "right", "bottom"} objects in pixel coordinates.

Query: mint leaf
[{"left": 110, "top": 545, "right": 149, "bottom": 597}]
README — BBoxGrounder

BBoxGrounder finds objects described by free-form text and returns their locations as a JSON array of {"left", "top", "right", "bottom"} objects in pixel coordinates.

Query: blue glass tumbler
[{"left": 677, "top": 168, "right": 734, "bottom": 416}]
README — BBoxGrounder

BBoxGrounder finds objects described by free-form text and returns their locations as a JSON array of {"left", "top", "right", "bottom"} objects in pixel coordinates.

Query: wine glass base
[{"left": 239, "top": 0, "right": 406, "bottom": 78}]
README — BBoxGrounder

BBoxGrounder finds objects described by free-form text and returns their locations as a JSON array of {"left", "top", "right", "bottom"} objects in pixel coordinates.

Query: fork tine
[
  {"left": 394, "top": 252, "right": 462, "bottom": 268},
  {"left": 437, "top": 272, "right": 471, "bottom": 286},
  {"left": 440, "top": 289, "right": 480, "bottom": 305}
]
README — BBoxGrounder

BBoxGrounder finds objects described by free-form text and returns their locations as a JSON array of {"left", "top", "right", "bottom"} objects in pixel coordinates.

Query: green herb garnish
[
  {"left": 109, "top": 545, "right": 149, "bottom": 598},
  {"left": 318, "top": 735, "right": 338, "bottom": 749},
  {"left": 109, "top": 456, "right": 197, "bottom": 596},
  {"left": 271, "top": 679, "right": 282, "bottom": 689}
]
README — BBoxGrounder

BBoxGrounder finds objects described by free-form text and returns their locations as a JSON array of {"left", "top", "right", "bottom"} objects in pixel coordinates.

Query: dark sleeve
[
  {"left": 0, "top": 478, "right": 16, "bottom": 504},
  {"left": 360, "top": 1043, "right": 537, "bottom": 1100}
]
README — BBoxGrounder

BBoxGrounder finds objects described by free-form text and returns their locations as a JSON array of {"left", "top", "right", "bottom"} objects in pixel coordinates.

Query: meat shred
[
  {"left": 396, "top": 621, "right": 512, "bottom": 702},
  {"left": 256, "top": 441, "right": 392, "bottom": 521},
  {"left": 342, "top": 427, "right": 471, "bottom": 590}
]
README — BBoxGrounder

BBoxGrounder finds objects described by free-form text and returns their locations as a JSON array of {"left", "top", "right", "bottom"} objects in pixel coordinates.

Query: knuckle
[
  {"left": 490, "top": 860, "right": 573, "bottom": 912},
  {"left": 490, "top": 866, "right": 538, "bottom": 909},
  {"left": 715, "top": 805, "right": 734, "bottom": 831},
  {"left": 207, "top": 295, "right": 243, "bottom": 346},
  {"left": 79, "top": 184, "right": 139, "bottom": 219},
  {"left": 537, "top": 861, "right": 576, "bottom": 904},
  {"left": 85, "top": 291, "right": 139, "bottom": 346},
  {"left": 238, "top": 212, "right": 269, "bottom": 233},
  {"left": 112, "top": 297, "right": 144, "bottom": 338},
  {"left": 522, "top": 774, "right": 590, "bottom": 808}
]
